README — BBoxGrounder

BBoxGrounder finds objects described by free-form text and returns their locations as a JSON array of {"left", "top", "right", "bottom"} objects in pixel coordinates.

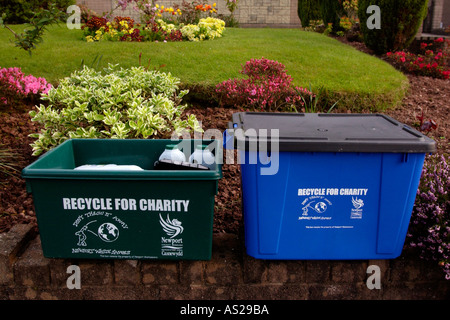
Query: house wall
[
  {"left": 442, "top": 0, "right": 450, "bottom": 28},
  {"left": 423, "top": 0, "right": 450, "bottom": 32},
  {"left": 432, "top": 0, "right": 445, "bottom": 29},
  {"left": 76, "top": 0, "right": 113, "bottom": 16},
  {"left": 76, "top": 0, "right": 301, "bottom": 27}
]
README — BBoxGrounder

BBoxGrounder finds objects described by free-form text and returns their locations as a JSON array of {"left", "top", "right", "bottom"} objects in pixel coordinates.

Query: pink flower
[{"left": 0, "top": 67, "right": 52, "bottom": 98}]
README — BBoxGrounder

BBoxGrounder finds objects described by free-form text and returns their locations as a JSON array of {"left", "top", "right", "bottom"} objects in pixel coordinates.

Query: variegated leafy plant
[{"left": 29, "top": 64, "right": 201, "bottom": 156}]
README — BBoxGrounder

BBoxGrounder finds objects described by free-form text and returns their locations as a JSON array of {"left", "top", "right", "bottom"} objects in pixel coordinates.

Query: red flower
[{"left": 435, "top": 37, "right": 444, "bottom": 43}]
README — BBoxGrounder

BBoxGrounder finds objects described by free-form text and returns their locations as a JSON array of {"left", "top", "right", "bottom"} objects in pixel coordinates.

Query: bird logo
[
  {"left": 352, "top": 197, "right": 364, "bottom": 210},
  {"left": 159, "top": 213, "right": 184, "bottom": 238}
]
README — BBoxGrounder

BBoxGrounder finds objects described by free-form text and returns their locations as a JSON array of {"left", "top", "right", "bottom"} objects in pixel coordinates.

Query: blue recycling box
[{"left": 227, "top": 113, "right": 436, "bottom": 260}]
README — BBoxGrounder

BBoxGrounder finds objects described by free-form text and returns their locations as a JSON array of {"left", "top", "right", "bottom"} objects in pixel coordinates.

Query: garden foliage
[
  {"left": 0, "top": 0, "right": 74, "bottom": 24},
  {"left": 29, "top": 64, "right": 201, "bottom": 156},
  {"left": 215, "top": 58, "right": 314, "bottom": 112},
  {"left": 0, "top": 145, "right": 20, "bottom": 183},
  {"left": 1, "top": 3, "right": 65, "bottom": 55},
  {"left": 385, "top": 38, "right": 450, "bottom": 80},
  {"left": 358, "top": 0, "right": 429, "bottom": 54},
  {"left": 173, "top": 1, "right": 218, "bottom": 25},
  {"left": 297, "top": 0, "right": 321, "bottom": 28},
  {"left": 82, "top": 14, "right": 225, "bottom": 42},
  {"left": 80, "top": 0, "right": 226, "bottom": 42},
  {"left": 0, "top": 67, "right": 52, "bottom": 107},
  {"left": 300, "top": 0, "right": 358, "bottom": 37},
  {"left": 319, "top": 0, "right": 345, "bottom": 32},
  {"left": 407, "top": 154, "right": 450, "bottom": 280}
]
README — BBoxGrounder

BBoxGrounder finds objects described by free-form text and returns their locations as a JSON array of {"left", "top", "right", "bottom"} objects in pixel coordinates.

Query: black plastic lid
[{"left": 229, "top": 112, "right": 436, "bottom": 153}]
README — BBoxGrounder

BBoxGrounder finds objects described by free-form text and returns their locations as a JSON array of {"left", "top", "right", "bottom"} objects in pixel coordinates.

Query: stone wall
[
  {"left": 76, "top": 0, "right": 113, "bottom": 16},
  {"left": 75, "top": 0, "right": 301, "bottom": 27},
  {"left": 1, "top": 224, "right": 449, "bottom": 300},
  {"left": 422, "top": 0, "right": 450, "bottom": 33},
  {"left": 442, "top": 0, "right": 450, "bottom": 28},
  {"left": 431, "top": 0, "right": 445, "bottom": 29}
]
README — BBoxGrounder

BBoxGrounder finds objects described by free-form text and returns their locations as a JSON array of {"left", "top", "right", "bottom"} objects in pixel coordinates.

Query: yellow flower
[
  {"left": 155, "top": 4, "right": 159, "bottom": 8},
  {"left": 213, "top": 3, "right": 216, "bottom": 7},
  {"left": 161, "top": 5, "right": 164, "bottom": 9},
  {"left": 86, "top": 35, "right": 94, "bottom": 42}
]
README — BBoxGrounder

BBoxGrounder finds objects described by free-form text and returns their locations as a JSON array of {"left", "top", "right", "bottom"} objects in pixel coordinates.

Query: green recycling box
[{"left": 22, "top": 139, "right": 222, "bottom": 260}]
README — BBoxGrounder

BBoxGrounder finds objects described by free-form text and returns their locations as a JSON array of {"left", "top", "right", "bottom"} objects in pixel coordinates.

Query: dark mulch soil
[{"left": 0, "top": 48, "right": 448, "bottom": 235}]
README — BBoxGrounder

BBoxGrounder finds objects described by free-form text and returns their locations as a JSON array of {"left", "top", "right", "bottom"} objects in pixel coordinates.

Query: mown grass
[{"left": 0, "top": 24, "right": 408, "bottom": 111}]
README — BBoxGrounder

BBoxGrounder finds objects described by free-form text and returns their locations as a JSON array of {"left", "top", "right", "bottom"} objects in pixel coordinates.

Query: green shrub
[
  {"left": 358, "top": 0, "right": 429, "bottom": 54},
  {"left": 319, "top": 0, "right": 344, "bottom": 32},
  {"left": 29, "top": 64, "right": 201, "bottom": 156},
  {"left": 297, "top": 0, "right": 322, "bottom": 27},
  {"left": 0, "top": 0, "right": 75, "bottom": 24}
]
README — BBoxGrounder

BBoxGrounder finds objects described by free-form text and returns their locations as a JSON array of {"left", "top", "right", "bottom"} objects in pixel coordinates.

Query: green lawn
[{"left": 0, "top": 24, "right": 408, "bottom": 110}]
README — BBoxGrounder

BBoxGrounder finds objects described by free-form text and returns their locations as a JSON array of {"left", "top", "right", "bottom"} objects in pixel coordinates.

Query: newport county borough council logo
[
  {"left": 351, "top": 197, "right": 364, "bottom": 219},
  {"left": 160, "top": 213, "right": 184, "bottom": 257}
]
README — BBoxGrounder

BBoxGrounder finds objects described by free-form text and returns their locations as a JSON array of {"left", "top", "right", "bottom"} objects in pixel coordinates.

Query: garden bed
[
  {"left": 0, "top": 26, "right": 408, "bottom": 112},
  {"left": 0, "top": 73, "right": 448, "bottom": 234}
]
